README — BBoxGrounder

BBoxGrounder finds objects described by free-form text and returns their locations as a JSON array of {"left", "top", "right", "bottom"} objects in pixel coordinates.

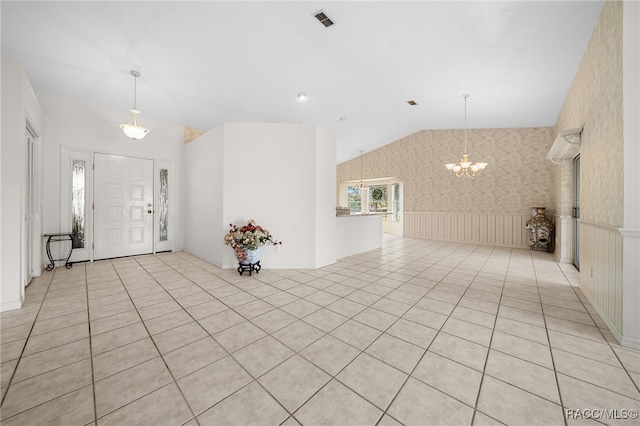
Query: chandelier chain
[{"left": 463, "top": 94, "right": 468, "bottom": 154}]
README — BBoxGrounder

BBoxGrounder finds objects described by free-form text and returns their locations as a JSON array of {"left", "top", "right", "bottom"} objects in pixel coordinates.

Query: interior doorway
[
  {"left": 572, "top": 155, "right": 580, "bottom": 270},
  {"left": 24, "top": 127, "right": 36, "bottom": 285}
]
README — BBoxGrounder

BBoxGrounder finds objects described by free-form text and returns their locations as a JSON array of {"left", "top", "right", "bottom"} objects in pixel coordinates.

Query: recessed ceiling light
[
  {"left": 297, "top": 92, "right": 307, "bottom": 100},
  {"left": 339, "top": 117, "right": 347, "bottom": 121},
  {"left": 407, "top": 100, "right": 417, "bottom": 106}
]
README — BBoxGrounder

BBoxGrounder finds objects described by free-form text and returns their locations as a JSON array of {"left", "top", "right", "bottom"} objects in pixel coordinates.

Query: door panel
[{"left": 94, "top": 153, "right": 153, "bottom": 260}]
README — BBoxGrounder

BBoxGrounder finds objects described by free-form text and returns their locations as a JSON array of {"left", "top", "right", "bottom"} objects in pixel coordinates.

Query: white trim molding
[
  {"left": 620, "top": 227, "right": 640, "bottom": 350},
  {"left": 553, "top": 214, "right": 573, "bottom": 263}
]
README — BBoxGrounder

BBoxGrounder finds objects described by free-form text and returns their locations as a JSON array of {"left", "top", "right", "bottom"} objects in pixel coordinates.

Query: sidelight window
[{"left": 71, "top": 160, "right": 85, "bottom": 249}]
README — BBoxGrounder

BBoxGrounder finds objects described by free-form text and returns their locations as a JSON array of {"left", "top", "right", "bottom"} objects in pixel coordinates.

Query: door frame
[
  {"left": 572, "top": 154, "right": 581, "bottom": 270},
  {"left": 60, "top": 146, "right": 176, "bottom": 263},
  {"left": 155, "top": 159, "right": 176, "bottom": 253},
  {"left": 23, "top": 124, "right": 42, "bottom": 288},
  {"left": 61, "top": 147, "right": 94, "bottom": 263}
]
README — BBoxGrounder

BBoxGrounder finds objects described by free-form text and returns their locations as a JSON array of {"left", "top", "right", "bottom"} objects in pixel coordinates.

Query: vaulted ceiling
[{"left": 1, "top": 1, "right": 604, "bottom": 163}]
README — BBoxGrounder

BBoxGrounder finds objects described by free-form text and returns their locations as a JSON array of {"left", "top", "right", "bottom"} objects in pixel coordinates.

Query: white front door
[{"left": 94, "top": 153, "right": 154, "bottom": 260}]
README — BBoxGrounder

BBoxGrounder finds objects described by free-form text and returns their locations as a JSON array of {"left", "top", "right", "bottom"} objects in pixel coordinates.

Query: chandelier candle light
[
  {"left": 119, "top": 70, "right": 149, "bottom": 140},
  {"left": 445, "top": 94, "right": 488, "bottom": 178}
]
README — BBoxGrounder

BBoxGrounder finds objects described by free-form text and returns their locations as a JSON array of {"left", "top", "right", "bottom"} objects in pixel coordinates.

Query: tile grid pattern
[{"left": 1, "top": 237, "right": 639, "bottom": 426}]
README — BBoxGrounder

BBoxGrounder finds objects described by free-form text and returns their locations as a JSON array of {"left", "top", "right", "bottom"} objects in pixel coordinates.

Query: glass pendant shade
[
  {"left": 119, "top": 71, "right": 149, "bottom": 140},
  {"left": 119, "top": 109, "right": 149, "bottom": 140}
]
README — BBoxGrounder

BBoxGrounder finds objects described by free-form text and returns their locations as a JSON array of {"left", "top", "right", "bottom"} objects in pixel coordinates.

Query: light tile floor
[{"left": 1, "top": 237, "right": 639, "bottom": 425}]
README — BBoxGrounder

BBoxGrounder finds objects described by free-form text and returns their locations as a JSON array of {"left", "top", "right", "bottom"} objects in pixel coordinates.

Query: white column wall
[
  {"left": 1, "top": 58, "right": 44, "bottom": 311},
  {"left": 184, "top": 125, "right": 225, "bottom": 265},
  {"left": 221, "top": 123, "right": 334, "bottom": 269},
  {"left": 314, "top": 125, "right": 337, "bottom": 268},
  {"left": 185, "top": 122, "right": 337, "bottom": 269}
]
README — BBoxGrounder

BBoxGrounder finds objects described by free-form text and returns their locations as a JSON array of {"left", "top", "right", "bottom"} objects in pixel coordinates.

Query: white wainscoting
[
  {"left": 404, "top": 212, "right": 531, "bottom": 248},
  {"left": 579, "top": 220, "right": 623, "bottom": 342}
]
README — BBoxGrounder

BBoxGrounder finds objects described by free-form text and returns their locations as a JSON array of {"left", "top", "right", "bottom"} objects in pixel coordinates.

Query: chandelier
[
  {"left": 445, "top": 94, "right": 487, "bottom": 177},
  {"left": 354, "top": 150, "right": 367, "bottom": 189},
  {"left": 119, "top": 70, "right": 149, "bottom": 140}
]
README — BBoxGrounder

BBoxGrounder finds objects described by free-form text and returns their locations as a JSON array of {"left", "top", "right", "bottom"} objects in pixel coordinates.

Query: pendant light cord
[
  {"left": 133, "top": 75, "right": 137, "bottom": 110},
  {"left": 463, "top": 95, "right": 468, "bottom": 155}
]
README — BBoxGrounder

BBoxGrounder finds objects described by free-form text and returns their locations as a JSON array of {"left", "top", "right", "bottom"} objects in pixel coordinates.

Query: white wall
[
  {"left": 1, "top": 58, "right": 44, "bottom": 311},
  {"left": 184, "top": 125, "right": 224, "bottom": 265},
  {"left": 336, "top": 215, "right": 382, "bottom": 259},
  {"left": 314, "top": 126, "right": 337, "bottom": 267},
  {"left": 185, "top": 122, "right": 337, "bottom": 269},
  {"left": 38, "top": 94, "right": 186, "bottom": 260}
]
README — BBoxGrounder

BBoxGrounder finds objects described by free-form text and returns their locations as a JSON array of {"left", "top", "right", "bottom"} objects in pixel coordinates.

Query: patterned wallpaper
[
  {"left": 337, "top": 127, "right": 555, "bottom": 215},
  {"left": 184, "top": 127, "right": 205, "bottom": 144},
  {"left": 553, "top": 0, "right": 623, "bottom": 227}
]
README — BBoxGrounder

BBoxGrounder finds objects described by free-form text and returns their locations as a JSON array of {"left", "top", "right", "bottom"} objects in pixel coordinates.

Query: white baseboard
[{"left": 1, "top": 297, "right": 24, "bottom": 312}]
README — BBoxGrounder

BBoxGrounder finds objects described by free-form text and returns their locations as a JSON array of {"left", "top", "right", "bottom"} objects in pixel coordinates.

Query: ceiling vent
[
  {"left": 407, "top": 100, "right": 418, "bottom": 106},
  {"left": 313, "top": 10, "right": 335, "bottom": 27}
]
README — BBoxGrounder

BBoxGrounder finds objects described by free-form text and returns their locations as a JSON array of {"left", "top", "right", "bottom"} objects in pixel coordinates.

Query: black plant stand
[
  {"left": 44, "top": 233, "right": 74, "bottom": 271},
  {"left": 237, "top": 261, "right": 261, "bottom": 276}
]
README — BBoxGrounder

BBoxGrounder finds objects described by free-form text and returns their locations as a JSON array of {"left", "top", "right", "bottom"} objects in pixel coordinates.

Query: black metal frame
[
  {"left": 237, "top": 261, "right": 261, "bottom": 276},
  {"left": 44, "top": 233, "right": 74, "bottom": 271}
]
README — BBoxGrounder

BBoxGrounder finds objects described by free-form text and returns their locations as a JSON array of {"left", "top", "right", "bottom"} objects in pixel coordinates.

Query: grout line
[
  {"left": 0, "top": 269, "right": 55, "bottom": 409},
  {"left": 0, "top": 268, "right": 99, "bottom": 421},
  {"left": 84, "top": 264, "right": 99, "bottom": 425},
  {"left": 4, "top": 242, "right": 637, "bottom": 425},
  {"left": 531, "top": 252, "right": 569, "bottom": 426},
  {"left": 103, "top": 257, "right": 202, "bottom": 425},
  {"left": 556, "top": 262, "right": 640, "bottom": 396}
]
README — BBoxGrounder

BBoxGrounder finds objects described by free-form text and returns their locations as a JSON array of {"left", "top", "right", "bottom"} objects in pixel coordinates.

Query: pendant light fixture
[
  {"left": 354, "top": 150, "right": 368, "bottom": 189},
  {"left": 444, "top": 94, "right": 487, "bottom": 178},
  {"left": 119, "top": 70, "right": 149, "bottom": 140}
]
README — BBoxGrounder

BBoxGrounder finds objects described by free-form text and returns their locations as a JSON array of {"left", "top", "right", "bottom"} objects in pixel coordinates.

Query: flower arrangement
[{"left": 224, "top": 219, "right": 281, "bottom": 262}]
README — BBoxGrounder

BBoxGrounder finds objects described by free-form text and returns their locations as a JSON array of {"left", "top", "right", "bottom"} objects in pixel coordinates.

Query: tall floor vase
[{"left": 526, "top": 207, "right": 553, "bottom": 252}]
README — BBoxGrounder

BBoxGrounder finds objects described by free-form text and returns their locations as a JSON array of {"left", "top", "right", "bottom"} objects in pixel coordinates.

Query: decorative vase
[
  {"left": 526, "top": 207, "right": 553, "bottom": 252},
  {"left": 240, "top": 246, "right": 263, "bottom": 265}
]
